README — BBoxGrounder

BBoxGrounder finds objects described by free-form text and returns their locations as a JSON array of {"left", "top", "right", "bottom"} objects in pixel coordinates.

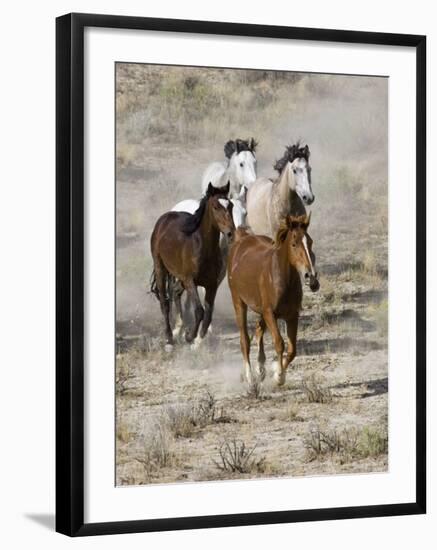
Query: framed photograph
[{"left": 56, "top": 13, "right": 426, "bottom": 536}]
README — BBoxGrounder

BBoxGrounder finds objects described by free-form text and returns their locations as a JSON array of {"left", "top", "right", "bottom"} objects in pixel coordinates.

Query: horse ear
[
  {"left": 207, "top": 182, "right": 214, "bottom": 196},
  {"left": 235, "top": 140, "right": 242, "bottom": 154},
  {"left": 239, "top": 185, "right": 247, "bottom": 202},
  {"left": 305, "top": 211, "right": 311, "bottom": 226},
  {"left": 303, "top": 144, "right": 310, "bottom": 159},
  {"left": 275, "top": 218, "right": 290, "bottom": 247},
  {"left": 249, "top": 138, "right": 258, "bottom": 152},
  {"left": 224, "top": 140, "right": 236, "bottom": 159}
]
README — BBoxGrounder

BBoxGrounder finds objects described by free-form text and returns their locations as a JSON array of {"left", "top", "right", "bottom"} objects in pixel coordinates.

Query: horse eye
[
  {"left": 293, "top": 168, "right": 297, "bottom": 174},
  {"left": 240, "top": 162, "right": 244, "bottom": 167}
]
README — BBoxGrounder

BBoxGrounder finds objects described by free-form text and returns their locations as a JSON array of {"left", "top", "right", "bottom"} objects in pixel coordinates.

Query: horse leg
[
  {"left": 231, "top": 294, "right": 254, "bottom": 386},
  {"left": 193, "top": 285, "right": 217, "bottom": 348},
  {"left": 263, "top": 308, "right": 285, "bottom": 386},
  {"left": 284, "top": 313, "right": 299, "bottom": 370},
  {"left": 172, "top": 287, "right": 184, "bottom": 340},
  {"left": 184, "top": 281, "right": 204, "bottom": 344},
  {"left": 254, "top": 316, "right": 266, "bottom": 381},
  {"left": 153, "top": 258, "right": 173, "bottom": 350}
]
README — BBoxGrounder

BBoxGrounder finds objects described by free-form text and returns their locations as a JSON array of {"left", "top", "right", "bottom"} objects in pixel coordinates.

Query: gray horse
[
  {"left": 247, "top": 143, "right": 314, "bottom": 238},
  {"left": 201, "top": 138, "right": 257, "bottom": 197}
]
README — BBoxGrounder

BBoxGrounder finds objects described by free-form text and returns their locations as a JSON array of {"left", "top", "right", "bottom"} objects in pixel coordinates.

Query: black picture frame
[{"left": 56, "top": 12, "right": 426, "bottom": 537}]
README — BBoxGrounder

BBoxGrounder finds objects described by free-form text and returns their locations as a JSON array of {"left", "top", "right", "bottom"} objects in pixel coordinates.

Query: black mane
[
  {"left": 181, "top": 181, "right": 230, "bottom": 235},
  {"left": 274, "top": 141, "right": 310, "bottom": 173},
  {"left": 224, "top": 137, "right": 258, "bottom": 159}
]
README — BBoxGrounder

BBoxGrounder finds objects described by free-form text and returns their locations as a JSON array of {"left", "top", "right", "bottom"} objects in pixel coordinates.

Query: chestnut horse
[
  {"left": 151, "top": 182, "right": 235, "bottom": 350},
  {"left": 227, "top": 214, "right": 319, "bottom": 387}
]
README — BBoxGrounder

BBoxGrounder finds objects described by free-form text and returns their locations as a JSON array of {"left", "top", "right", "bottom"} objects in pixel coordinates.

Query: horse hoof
[
  {"left": 273, "top": 371, "right": 286, "bottom": 386},
  {"left": 190, "top": 335, "right": 203, "bottom": 351},
  {"left": 164, "top": 344, "right": 174, "bottom": 352}
]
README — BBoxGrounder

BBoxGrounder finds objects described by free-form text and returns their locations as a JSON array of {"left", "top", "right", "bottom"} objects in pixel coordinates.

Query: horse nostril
[
  {"left": 302, "top": 195, "right": 308, "bottom": 201},
  {"left": 305, "top": 273, "right": 309, "bottom": 279}
]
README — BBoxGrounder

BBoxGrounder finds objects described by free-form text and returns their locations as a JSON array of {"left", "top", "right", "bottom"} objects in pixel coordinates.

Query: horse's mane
[
  {"left": 274, "top": 141, "right": 310, "bottom": 174},
  {"left": 224, "top": 137, "right": 258, "bottom": 159},
  {"left": 181, "top": 182, "right": 230, "bottom": 236},
  {"left": 181, "top": 194, "right": 209, "bottom": 236}
]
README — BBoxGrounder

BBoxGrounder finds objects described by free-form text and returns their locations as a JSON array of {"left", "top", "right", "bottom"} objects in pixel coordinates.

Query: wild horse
[
  {"left": 227, "top": 214, "right": 319, "bottom": 387},
  {"left": 151, "top": 182, "right": 235, "bottom": 349}
]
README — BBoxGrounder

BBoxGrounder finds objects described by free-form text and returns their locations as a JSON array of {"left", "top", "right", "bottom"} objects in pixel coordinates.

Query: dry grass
[
  {"left": 135, "top": 422, "right": 174, "bottom": 479},
  {"left": 371, "top": 299, "right": 389, "bottom": 337},
  {"left": 357, "top": 426, "right": 388, "bottom": 457},
  {"left": 163, "top": 390, "right": 233, "bottom": 438},
  {"left": 115, "top": 353, "right": 131, "bottom": 395},
  {"left": 280, "top": 399, "right": 304, "bottom": 422},
  {"left": 304, "top": 424, "right": 388, "bottom": 463},
  {"left": 213, "top": 439, "right": 265, "bottom": 474},
  {"left": 300, "top": 374, "right": 333, "bottom": 404},
  {"left": 116, "top": 418, "right": 135, "bottom": 444}
]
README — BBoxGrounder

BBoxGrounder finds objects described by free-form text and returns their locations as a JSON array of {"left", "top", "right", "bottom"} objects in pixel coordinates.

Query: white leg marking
[
  {"left": 190, "top": 333, "right": 204, "bottom": 351},
  {"left": 244, "top": 362, "right": 254, "bottom": 385},
  {"left": 172, "top": 314, "right": 183, "bottom": 338},
  {"left": 272, "top": 360, "right": 285, "bottom": 386}
]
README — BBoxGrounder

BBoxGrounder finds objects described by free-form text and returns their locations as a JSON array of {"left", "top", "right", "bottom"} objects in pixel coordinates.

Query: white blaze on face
[
  {"left": 218, "top": 198, "right": 229, "bottom": 209},
  {"left": 302, "top": 235, "right": 316, "bottom": 277}
]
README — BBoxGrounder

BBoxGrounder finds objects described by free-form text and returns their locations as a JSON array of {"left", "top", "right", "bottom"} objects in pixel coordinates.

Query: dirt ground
[{"left": 115, "top": 64, "right": 388, "bottom": 485}]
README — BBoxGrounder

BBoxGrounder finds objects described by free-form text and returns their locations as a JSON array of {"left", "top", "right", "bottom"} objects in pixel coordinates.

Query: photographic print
[{"left": 115, "top": 63, "right": 388, "bottom": 486}]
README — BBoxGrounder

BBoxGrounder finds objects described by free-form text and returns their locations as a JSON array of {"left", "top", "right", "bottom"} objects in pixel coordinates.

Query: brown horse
[
  {"left": 151, "top": 182, "right": 235, "bottom": 349},
  {"left": 227, "top": 214, "right": 319, "bottom": 387}
]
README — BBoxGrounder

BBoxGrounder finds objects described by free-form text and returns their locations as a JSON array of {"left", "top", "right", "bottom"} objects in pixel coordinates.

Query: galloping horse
[
  {"left": 246, "top": 143, "right": 314, "bottom": 238},
  {"left": 151, "top": 182, "right": 235, "bottom": 350},
  {"left": 170, "top": 175, "right": 249, "bottom": 340},
  {"left": 227, "top": 214, "right": 319, "bottom": 387},
  {"left": 201, "top": 138, "right": 257, "bottom": 197}
]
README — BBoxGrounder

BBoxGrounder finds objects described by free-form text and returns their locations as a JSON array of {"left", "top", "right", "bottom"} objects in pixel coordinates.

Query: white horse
[
  {"left": 201, "top": 138, "right": 257, "bottom": 197},
  {"left": 246, "top": 143, "right": 315, "bottom": 238}
]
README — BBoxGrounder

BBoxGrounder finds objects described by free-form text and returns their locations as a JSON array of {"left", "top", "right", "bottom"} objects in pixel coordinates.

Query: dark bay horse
[
  {"left": 151, "top": 182, "right": 235, "bottom": 350},
  {"left": 227, "top": 214, "right": 319, "bottom": 387}
]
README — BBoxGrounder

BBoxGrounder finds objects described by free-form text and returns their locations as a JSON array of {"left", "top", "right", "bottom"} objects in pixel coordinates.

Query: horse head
[
  {"left": 274, "top": 143, "right": 314, "bottom": 206},
  {"left": 224, "top": 138, "right": 257, "bottom": 193},
  {"left": 208, "top": 191, "right": 235, "bottom": 240},
  {"left": 275, "top": 213, "right": 319, "bottom": 292},
  {"left": 207, "top": 180, "right": 230, "bottom": 198}
]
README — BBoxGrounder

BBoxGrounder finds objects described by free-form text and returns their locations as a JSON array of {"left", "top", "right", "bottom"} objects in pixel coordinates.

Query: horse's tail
[
  {"left": 149, "top": 269, "right": 160, "bottom": 300},
  {"left": 149, "top": 269, "right": 181, "bottom": 304}
]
